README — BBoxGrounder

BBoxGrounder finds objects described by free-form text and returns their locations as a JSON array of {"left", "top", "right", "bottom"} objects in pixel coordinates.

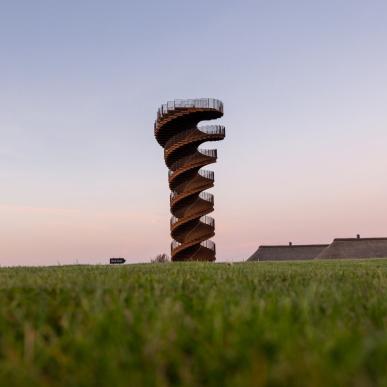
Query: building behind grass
[
  {"left": 247, "top": 243, "right": 328, "bottom": 261},
  {"left": 247, "top": 236, "right": 387, "bottom": 261},
  {"left": 316, "top": 237, "right": 387, "bottom": 260}
]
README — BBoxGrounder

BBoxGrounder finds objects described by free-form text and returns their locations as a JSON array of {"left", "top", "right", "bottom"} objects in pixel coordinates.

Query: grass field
[{"left": 0, "top": 260, "right": 386, "bottom": 387}]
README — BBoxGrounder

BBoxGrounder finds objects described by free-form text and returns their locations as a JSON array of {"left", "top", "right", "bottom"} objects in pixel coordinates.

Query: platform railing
[
  {"left": 198, "top": 125, "right": 225, "bottom": 135},
  {"left": 198, "top": 170, "right": 214, "bottom": 180},
  {"left": 165, "top": 126, "right": 225, "bottom": 150},
  {"left": 199, "top": 215, "right": 215, "bottom": 227},
  {"left": 171, "top": 239, "right": 216, "bottom": 252},
  {"left": 199, "top": 149, "right": 217, "bottom": 157},
  {"left": 171, "top": 240, "right": 181, "bottom": 250},
  {"left": 201, "top": 240, "right": 215, "bottom": 251},
  {"left": 199, "top": 191, "right": 214, "bottom": 203},
  {"left": 170, "top": 192, "right": 214, "bottom": 227},
  {"left": 170, "top": 216, "right": 179, "bottom": 226},
  {"left": 169, "top": 150, "right": 216, "bottom": 174},
  {"left": 170, "top": 213, "right": 215, "bottom": 227},
  {"left": 170, "top": 177, "right": 213, "bottom": 202},
  {"left": 157, "top": 98, "right": 223, "bottom": 121}
]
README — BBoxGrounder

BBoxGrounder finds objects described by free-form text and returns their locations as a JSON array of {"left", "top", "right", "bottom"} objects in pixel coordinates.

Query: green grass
[{"left": 0, "top": 260, "right": 386, "bottom": 387}]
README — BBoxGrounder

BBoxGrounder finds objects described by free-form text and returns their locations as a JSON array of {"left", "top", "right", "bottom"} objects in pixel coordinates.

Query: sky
[{"left": 1, "top": 0, "right": 386, "bottom": 266}]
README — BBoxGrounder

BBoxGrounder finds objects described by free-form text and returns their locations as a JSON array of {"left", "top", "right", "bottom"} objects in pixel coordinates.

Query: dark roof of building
[
  {"left": 316, "top": 238, "right": 387, "bottom": 260},
  {"left": 247, "top": 244, "right": 329, "bottom": 262}
]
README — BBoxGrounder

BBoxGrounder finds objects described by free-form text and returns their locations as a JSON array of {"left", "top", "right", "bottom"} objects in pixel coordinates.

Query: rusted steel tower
[{"left": 154, "top": 98, "right": 225, "bottom": 261}]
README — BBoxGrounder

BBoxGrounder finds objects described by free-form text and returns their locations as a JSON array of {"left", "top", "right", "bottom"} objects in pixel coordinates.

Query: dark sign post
[{"left": 109, "top": 258, "right": 126, "bottom": 265}]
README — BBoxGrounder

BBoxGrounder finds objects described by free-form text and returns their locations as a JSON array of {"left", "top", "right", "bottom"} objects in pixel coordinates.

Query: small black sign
[{"left": 110, "top": 258, "right": 126, "bottom": 264}]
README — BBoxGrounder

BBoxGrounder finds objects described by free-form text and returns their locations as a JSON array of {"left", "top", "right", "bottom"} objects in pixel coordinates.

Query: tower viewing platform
[{"left": 154, "top": 98, "right": 225, "bottom": 261}]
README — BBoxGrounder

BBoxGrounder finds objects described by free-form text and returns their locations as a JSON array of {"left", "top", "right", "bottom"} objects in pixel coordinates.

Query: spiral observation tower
[{"left": 154, "top": 98, "right": 225, "bottom": 261}]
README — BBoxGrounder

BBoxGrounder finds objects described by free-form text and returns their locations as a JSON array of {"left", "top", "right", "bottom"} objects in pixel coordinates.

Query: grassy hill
[{"left": 0, "top": 260, "right": 386, "bottom": 386}]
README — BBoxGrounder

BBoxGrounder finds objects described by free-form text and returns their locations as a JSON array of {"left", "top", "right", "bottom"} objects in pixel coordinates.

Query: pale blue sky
[{"left": 1, "top": 0, "right": 386, "bottom": 265}]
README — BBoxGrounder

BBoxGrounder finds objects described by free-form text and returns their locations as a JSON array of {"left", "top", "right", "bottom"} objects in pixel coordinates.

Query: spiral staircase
[{"left": 154, "top": 98, "right": 225, "bottom": 261}]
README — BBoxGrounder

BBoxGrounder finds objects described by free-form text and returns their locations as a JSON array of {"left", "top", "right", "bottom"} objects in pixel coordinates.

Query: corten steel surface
[{"left": 154, "top": 99, "right": 225, "bottom": 261}]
